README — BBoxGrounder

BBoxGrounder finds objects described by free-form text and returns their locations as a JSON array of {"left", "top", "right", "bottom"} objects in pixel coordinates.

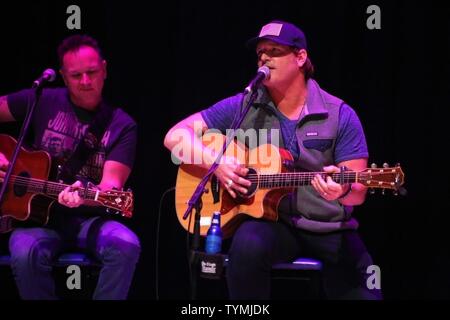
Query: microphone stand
[
  {"left": 0, "top": 84, "right": 44, "bottom": 232},
  {"left": 183, "top": 88, "right": 260, "bottom": 299}
]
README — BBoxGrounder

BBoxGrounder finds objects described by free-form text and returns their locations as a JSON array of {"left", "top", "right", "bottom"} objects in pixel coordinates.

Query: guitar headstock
[
  {"left": 359, "top": 163, "right": 406, "bottom": 195},
  {"left": 96, "top": 189, "right": 134, "bottom": 218}
]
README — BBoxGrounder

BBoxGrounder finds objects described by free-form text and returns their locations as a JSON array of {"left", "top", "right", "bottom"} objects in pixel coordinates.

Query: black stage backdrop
[{"left": 0, "top": 0, "right": 449, "bottom": 300}]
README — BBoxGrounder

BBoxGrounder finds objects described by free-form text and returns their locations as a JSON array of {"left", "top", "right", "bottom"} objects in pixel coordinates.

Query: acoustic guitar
[
  {"left": 0, "top": 134, "right": 133, "bottom": 233},
  {"left": 175, "top": 133, "right": 405, "bottom": 238}
]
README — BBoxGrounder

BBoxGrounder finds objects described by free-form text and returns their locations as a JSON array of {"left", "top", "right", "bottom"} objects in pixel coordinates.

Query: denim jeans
[
  {"left": 226, "top": 219, "right": 382, "bottom": 300},
  {"left": 8, "top": 209, "right": 141, "bottom": 300}
]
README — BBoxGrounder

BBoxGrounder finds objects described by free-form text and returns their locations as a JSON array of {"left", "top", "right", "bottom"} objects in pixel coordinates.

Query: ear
[{"left": 296, "top": 49, "right": 308, "bottom": 68}]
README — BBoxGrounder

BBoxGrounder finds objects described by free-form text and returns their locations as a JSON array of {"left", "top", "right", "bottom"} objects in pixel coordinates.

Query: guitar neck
[
  {"left": 256, "top": 171, "right": 358, "bottom": 189},
  {"left": 9, "top": 175, "right": 99, "bottom": 200}
]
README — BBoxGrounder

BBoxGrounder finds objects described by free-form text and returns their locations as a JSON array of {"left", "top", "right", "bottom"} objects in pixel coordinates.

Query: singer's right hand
[
  {"left": 214, "top": 155, "right": 251, "bottom": 198},
  {"left": 0, "top": 152, "right": 9, "bottom": 182}
]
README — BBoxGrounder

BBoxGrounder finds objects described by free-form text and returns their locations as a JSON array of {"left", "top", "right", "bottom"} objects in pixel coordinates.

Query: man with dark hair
[
  {"left": 164, "top": 21, "right": 381, "bottom": 299},
  {"left": 57, "top": 34, "right": 103, "bottom": 67},
  {"left": 0, "top": 34, "right": 140, "bottom": 300}
]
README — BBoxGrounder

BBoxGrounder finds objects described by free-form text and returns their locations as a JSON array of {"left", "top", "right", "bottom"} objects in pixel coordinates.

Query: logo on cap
[{"left": 259, "top": 23, "right": 283, "bottom": 37}]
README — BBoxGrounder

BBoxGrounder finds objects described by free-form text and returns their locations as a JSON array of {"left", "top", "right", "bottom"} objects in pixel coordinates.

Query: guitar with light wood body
[{"left": 175, "top": 133, "right": 405, "bottom": 238}]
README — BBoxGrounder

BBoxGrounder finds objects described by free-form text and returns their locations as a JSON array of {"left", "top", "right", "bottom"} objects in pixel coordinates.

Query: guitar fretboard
[
  {"left": 9, "top": 175, "right": 98, "bottom": 200},
  {"left": 250, "top": 172, "right": 358, "bottom": 189}
]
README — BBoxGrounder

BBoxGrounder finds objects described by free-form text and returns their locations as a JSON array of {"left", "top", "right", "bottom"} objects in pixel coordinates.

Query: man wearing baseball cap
[
  {"left": 246, "top": 20, "right": 315, "bottom": 81},
  {"left": 164, "top": 21, "right": 380, "bottom": 300}
]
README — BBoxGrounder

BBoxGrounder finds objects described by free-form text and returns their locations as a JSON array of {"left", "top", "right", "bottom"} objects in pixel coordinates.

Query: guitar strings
[
  {"left": 5, "top": 175, "right": 98, "bottom": 198},
  {"left": 8, "top": 172, "right": 388, "bottom": 191},
  {"left": 5, "top": 176, "right": 132, "bottom": 213},
  {"left": 7, "top": 176, "right": 130, "bottom": 201},
  {"left": 9, "top": 172, "right": 370, "bottom": 186},
  {"left": 244, "top": 172, "right": 358, "bottom": 183}
]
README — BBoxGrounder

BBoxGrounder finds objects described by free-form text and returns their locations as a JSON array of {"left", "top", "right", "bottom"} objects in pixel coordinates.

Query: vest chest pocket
[{"left": 303, "top": 139, "right": 334, "bottom": 152}]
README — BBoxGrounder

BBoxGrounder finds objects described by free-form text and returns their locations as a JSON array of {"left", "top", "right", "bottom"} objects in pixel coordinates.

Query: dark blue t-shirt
[
  {"left": 7, "top": 88, "right": 137, "bottom": 184},
  {"left": 201, "top": 93, "right": 368, "bottom": 163}
]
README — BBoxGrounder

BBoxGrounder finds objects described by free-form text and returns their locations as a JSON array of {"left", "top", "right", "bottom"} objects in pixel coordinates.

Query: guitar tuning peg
[
  {"left": 393, "top": 190, "right": 398, "bottom": 196},
  {"left": 369, "top": 188, "right": 375, "bottom": 195},
  {"left": 381, "top": 189, "right": 386, "bottom": 196},
  {"left": 395, "top": 162, "right": 401, "bottom": 167},
  {"left": 383, "top": 163, "right": 389, "bottom": 168},
  {"left": 371, "top": 163, "right": 378, "bottom": 169}
]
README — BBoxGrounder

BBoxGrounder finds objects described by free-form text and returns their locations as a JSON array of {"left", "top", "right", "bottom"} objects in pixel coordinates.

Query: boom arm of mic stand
[
  {"left": 183, "top": 167, "right": 214, "bottom": 220},
  {"left": 181, "top": 90, "right": 260, "bottom": 222},
  {"left": 183, "top": 89, "right": 259, "bottom": 300}
]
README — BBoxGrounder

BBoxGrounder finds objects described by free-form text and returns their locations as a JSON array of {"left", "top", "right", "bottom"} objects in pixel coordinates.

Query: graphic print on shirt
[
  {"left": 41, "top": 110, "right": 111, "bottom": 183},
  {"left": 78, "top": 130, "right": 111, "bottom": 182}
]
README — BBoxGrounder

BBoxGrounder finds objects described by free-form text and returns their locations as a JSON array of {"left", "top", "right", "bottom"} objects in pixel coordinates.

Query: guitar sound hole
[
  {"left": 13, "top": 171, "right": 31, "bottom": 197},
  {"left": 236, "top": 167, "right": 258, "bottom": 199}
]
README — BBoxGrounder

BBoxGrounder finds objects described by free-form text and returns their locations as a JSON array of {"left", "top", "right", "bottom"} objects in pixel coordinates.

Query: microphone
[
  {"left": 244, "top": 65, "right": 270, "bottom": 94},
  {"left": 32, "top": 69, "right": 56, "bottom": 89}
]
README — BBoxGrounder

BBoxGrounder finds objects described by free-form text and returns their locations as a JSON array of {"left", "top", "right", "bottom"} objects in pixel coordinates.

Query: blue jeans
[
  {"left": 8, "top": 210, "right": 140, "bottom": 300},
  {"left": 226, "top": 220, "right": 382, "bottom": 300}
]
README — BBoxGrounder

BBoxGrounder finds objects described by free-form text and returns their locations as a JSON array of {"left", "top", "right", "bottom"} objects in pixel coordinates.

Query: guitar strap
[{"left": 57, "top": 101, "right": 115, "bottom": 184}]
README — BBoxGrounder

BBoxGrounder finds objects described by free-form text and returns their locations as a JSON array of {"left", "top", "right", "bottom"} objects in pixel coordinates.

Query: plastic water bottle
[{"left": 205, "top": 212, "right": 222, "bottom": 254}]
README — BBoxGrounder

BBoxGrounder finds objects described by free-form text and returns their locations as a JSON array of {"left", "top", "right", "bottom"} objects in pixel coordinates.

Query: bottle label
[{"left": 205, "top": 235, "right": 222, "bottom": 254}]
